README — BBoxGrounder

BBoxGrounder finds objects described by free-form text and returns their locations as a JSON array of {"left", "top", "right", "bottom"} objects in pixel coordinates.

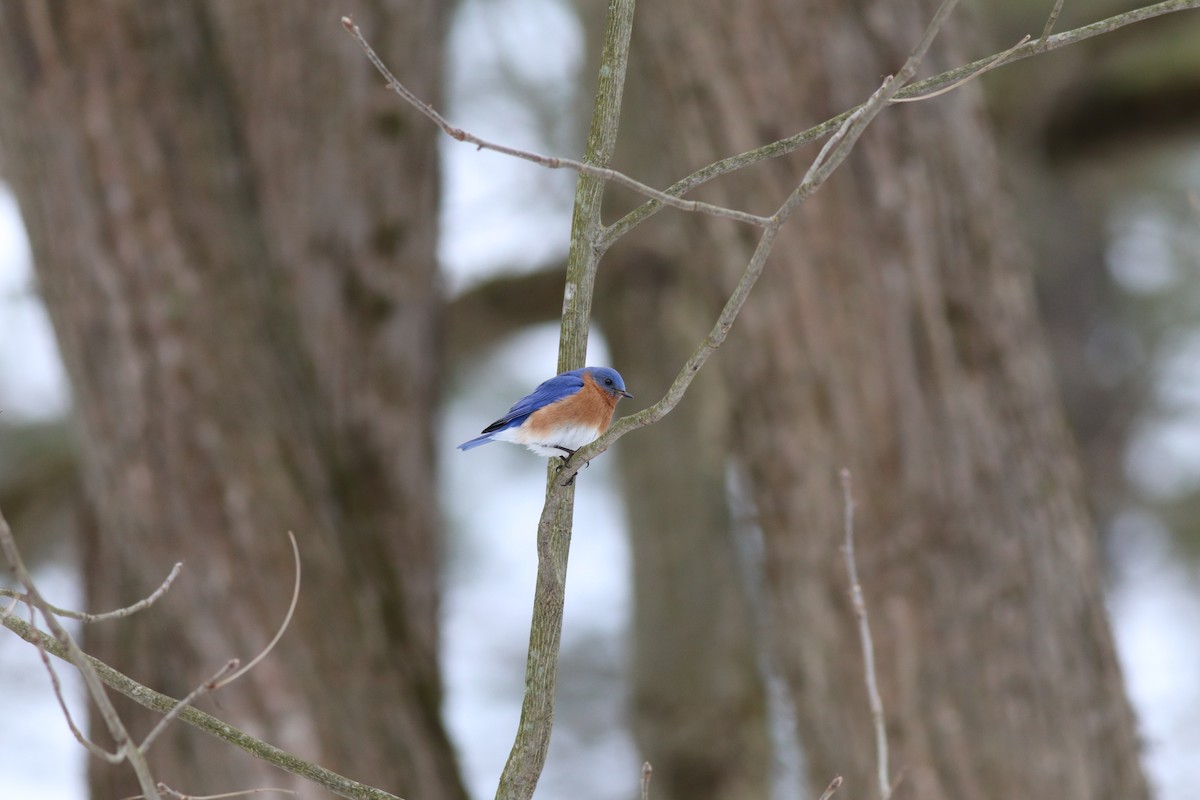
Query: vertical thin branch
[
  {"left": 840, "top": 470, "right": 890, "bottom": 799},
  {"left": 493, "top": 2, "right": 636, "bottom": 799}
]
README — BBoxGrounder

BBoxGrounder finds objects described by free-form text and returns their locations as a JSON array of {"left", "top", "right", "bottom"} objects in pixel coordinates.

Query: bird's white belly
[{"left": 495, "top": 422, "right": 603, "bottom": 457}]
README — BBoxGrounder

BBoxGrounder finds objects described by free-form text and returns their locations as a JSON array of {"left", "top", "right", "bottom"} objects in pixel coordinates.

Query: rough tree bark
[
  {"left": 0, "top": 2, "right": 466, "bottom": 798},
  {"left": 628, "top": 1, "right": 1149, "bottom": 798}
]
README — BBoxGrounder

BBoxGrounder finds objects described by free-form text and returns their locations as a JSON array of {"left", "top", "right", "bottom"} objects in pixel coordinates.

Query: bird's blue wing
[{"left": 479, "top": 370, "right": 585, "bottom": 434}]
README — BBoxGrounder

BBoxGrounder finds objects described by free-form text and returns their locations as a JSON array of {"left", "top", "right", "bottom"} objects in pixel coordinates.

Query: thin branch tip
[{"left": 818, "top": 775, "right": 844, "bottom": 800}]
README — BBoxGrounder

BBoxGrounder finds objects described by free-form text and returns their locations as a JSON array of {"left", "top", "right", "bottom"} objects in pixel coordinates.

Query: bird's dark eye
[{"left": 605, "top": 378, "right": 614, "bottom": 386}]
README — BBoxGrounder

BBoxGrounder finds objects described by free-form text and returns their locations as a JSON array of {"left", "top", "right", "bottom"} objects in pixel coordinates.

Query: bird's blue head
[{"left": 586, "top": 366, "right": 633, "bottom": 400}]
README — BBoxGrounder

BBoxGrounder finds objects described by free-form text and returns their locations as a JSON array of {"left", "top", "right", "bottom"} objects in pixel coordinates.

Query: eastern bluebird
[{"left": 457, "top": 366, "right": 633, "bottom": 460}]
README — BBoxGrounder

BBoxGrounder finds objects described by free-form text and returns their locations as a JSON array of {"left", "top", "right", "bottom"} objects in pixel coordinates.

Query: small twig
[
  {"left": 1, "top": 561, "right": 183, "bottom": 622},
  {"left": 123, "top": 784, "right": 297, "bottom": 800},
  {"left": 212, "top": 531, "right": 301, "bottom": 689},
  {"left": 840, "top": 470, "right": 890, "bottom": 800},
  {"left": 339, "top": 16, "right": 771, "bottom": 229},
  {"left": 818, "top": 776, "right": 844, "bottom": 800},
  {"left": 890, "top": 35, "right": 1030, "bottom": 103},
  {"left": 640, "top": 762, "right": 652, "bottom": 800},
  {"left": 140, "top": 659, "right": 239, "bottom": 753},
  {"left": 142, "top": 532, "right": 297, "bottom": 750},
  {"left": 1040, "top": 0, "right": 1068, "bottom": 43}
]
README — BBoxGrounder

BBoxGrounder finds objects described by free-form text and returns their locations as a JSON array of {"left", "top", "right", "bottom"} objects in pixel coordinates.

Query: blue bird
[{"left": 458, "top": 366, "right": 633, "bottom": 459}]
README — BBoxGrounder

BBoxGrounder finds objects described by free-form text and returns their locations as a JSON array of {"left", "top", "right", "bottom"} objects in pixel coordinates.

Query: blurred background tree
[
  {"left": 0, "top": 2, "right": 465, "bottom": 798},
  {"left": 2, "top": 0, "right": 1200, "bottom": 799}
]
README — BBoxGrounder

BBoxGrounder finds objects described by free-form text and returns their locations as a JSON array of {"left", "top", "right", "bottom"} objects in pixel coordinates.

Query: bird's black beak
[{"left": 620, "top": 389, "right": 634, "bottom": 399}]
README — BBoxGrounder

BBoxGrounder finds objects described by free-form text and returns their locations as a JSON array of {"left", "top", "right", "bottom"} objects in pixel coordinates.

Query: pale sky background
[{"left": 2, "top": 1, "right": 1199, "bottom": 798}]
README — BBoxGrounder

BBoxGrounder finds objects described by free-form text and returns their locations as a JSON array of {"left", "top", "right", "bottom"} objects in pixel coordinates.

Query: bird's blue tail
[{"left": 457, "top": 434, "right": 495, "bottom": 451}]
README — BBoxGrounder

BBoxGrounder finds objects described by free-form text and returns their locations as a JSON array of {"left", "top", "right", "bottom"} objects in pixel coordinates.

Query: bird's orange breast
[{"left": 524, "top": 373, "right": 619, "bottom": 438}]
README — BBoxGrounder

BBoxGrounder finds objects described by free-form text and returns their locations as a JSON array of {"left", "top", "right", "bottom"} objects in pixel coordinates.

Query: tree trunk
[
  {"left": 628, "top": 1, "right": 1149, "bottom": 798},
  {"left": 0, "top": 2, "right": 466, "bottom": 798}
]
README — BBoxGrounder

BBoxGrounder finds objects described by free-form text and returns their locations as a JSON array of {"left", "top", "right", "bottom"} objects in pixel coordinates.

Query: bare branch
[
  {"left": 132, "top": 784, "right": 296, "bottom": 800},
  {"left": 140, "top": 659, "right": 239, "bottom": 754},
  {"left": 212, "top": 531, "right": 301, "bottom": 690},
  {"left": 559, "top": 0, "right": 963, "bottom": 484},
  {"left": 1, "top": 561, "right": 183, "bottom": 622},
  {"left": 24, "top": 603, "right": 120, "bottom": 762},
  {"left": 840, "top": 470, "right": 890, "bottom": 800},
  {"left": 1041, "top": 0, "right": 1069, "bottom": 43},
  {"left": 818, "top": 776, "right": 844, "bottom": 800},
  {"left": 602, "top": 0, "right": 1200, "bottom": 245},
  {"left": 890, "top": 35, "right": 1030, "bottom": 104},
  {"left": 342, "top": 1, "right": 1200, "bottom": 250},
  {"left": 0, "top": 613, "right": 402, "bottom": 800},
  {"left": 339, "top": 16, "right": 770, "bottom": 229},
  {"left": 0, "top": 505, "right": 162, "bottom": 799},
  {"left": 640, "top": 762, "right": 652, "bottom": 800}
]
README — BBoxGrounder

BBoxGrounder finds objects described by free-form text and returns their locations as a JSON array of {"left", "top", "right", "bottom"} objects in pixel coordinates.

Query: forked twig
[
  {"left": 1, "top": 561, "right": 183, "bottom": 622},
  {"left": 1, "top": 514, "right": 303, "bottom": 800},
  {"left": 2, "top": 612, "right": 399, "bottom": 800},
  {"left": 0, "top": 506, "right": 162, "bottom": 799}
]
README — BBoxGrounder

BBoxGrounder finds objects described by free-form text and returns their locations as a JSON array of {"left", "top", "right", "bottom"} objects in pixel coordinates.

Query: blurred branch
[
  {"left": 444, "top": 265, "right": 565, "bottom": 363},
  {"left": 0, "top": 419, "right": 80, "bottom": 566},
  {"left": 1044, "top": 75, "right": 1200, "bottom": 161},
  {"left": 818, "top": 776, "right": 844, "bottom": 800}
]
